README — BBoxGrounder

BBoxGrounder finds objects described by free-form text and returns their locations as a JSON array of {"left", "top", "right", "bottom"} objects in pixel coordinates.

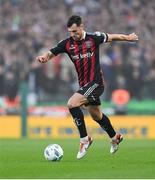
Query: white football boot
[
  {"left": 77, "top": 136, "right": 93, "bottom": 159},
  {"left": 110, "top": 133, "right": 123, "bottom": 154}
]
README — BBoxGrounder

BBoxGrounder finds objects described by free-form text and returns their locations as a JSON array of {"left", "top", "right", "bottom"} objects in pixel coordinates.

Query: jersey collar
[{"left": 81, "top": 31, "right": 86, "bottom": 40}]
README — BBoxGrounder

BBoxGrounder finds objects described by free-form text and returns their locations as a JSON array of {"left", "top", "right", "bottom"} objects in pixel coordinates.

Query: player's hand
[
  {"left": 128, "top": 33, "right": 138, "bottom": 41},
  {"left": 36, "top": 55, "right": 48, "bottom": 63}
]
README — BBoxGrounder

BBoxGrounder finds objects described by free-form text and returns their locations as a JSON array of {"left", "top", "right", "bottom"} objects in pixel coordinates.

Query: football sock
[
  {"left": 69, "top": 107, "right": 87, "bottom": 138},
  {"left": 80, "top": 135, "right": 88, "bottom": 143},
  {"left": 95, "top": 113, "right": 116, "bottom": 138}
]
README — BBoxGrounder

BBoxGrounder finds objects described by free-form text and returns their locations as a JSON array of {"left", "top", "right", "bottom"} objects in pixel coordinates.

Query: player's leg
[
  {"left": 88, "top": 105, "right": 123, "bottom": 154},
  {"left": 88, "top": 105, "right": 116, "bottom": 138},
  {"left": 67, "top": 92, "right": 88, "bottom": 138},
  {"left": 67, "top": 93, "right": 93, "bottom": 159}
]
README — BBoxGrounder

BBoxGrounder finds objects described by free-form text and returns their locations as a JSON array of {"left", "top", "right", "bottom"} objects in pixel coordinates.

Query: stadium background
[{"left": 0, "top": 0, "right": 155, "bottom": 179}]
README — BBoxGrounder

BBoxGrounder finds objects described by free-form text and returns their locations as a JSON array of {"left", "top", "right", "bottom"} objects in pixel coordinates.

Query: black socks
[
  {"left": 95, "top": 113, "right": 116, "bottom": 138},
  {"left": 69, "top": 107, "right": 87, "bottom": 138},
  {"left": 69, "top": 107, "right": 115, "bottom": 139}
]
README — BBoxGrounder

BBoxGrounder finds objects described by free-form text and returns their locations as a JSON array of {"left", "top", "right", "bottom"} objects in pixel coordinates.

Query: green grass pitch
[{"left": 0, "top": 139, "right": 155, "bottom": 179}]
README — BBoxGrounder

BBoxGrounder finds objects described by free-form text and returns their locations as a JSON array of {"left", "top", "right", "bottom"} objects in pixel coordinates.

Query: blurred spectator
[
  {"left": 4, "top": 70, "right": 19, "bottom": 100},
  {"left": 0, "top": 53, "right": 5, "bottom": 96}
]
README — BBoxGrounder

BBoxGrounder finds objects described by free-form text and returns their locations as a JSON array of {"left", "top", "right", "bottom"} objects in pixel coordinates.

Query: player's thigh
[
  {"left": 88, "top": 105, "right": 102, "bottom": 121},
  {"left": 67, "top": 93, "right": 88, "bottom": 108}
]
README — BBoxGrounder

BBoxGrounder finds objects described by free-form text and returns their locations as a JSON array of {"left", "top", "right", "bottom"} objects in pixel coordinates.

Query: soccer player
[{"left": 36, "top": 15, "right": 138, "bottom": 159}]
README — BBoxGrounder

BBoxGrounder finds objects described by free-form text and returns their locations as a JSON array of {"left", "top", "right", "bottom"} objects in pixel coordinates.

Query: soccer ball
[{"left": 44, "top": 144, "right": 63, "bottom": 162}]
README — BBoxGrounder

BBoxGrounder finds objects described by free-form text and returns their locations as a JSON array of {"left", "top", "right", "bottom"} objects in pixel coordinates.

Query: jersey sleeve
[
  {"left": 50, "top": 40, "right": 66, "bottom": 56},
  {"left": 93, "top": 31, "right": 108, "bottom": 45}
]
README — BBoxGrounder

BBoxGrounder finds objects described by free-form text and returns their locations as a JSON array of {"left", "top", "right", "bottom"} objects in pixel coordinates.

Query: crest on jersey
[
  {"left": 85, "top": 41, "right": 92, "bottom": 48},
  {"left": 69, "top": 44, "right": 75, "bottom": 50}
]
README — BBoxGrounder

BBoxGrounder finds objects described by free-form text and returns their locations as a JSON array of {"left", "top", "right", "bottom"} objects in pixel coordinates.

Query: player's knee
[
  {"left": 67, "top": 100, "right": 80, "bottom": 109},
  {"left": 91, "top": 113, "right": 100, "bottom": 121}
]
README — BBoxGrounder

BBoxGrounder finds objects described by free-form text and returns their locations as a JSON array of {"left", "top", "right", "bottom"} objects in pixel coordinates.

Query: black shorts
[{"left": 77, "top": 81, "right": 104, "bottom": 106}]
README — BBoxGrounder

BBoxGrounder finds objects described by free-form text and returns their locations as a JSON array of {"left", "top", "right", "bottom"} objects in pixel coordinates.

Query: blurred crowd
[{"left": 0, "top": 0, "right": 155, "bottom": 106}]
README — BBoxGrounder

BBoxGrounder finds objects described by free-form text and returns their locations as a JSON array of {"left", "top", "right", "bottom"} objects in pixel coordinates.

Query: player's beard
[
  {"left": 73, "top": 34, "right": 82, "bottom": 41},
  {"left": 73, "top": 36, "right": 79, "bottom": 40}
]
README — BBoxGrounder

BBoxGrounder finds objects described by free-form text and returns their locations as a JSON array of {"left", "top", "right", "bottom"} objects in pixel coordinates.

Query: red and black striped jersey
[{"left": 50, "top": 31, "right": 108, "bottom": 87}]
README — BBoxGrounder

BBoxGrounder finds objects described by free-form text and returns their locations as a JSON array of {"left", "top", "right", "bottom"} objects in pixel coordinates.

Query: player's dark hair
[{"left": 67, "top": 15, "right": 82, "bottom": 27}]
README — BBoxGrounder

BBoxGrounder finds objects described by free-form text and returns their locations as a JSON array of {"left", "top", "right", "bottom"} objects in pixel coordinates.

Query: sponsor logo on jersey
[{"left": 71, "top": 52, "right": 94, "bottom": 61}]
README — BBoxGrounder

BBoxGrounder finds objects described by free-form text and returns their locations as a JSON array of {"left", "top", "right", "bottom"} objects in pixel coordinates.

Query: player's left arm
[{"left": 107, "top": 32, "right": 138, "bottom": 42}]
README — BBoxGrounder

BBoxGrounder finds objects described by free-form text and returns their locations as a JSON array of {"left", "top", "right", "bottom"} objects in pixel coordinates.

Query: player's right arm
[
  {"left": 36, "top": 51, "right": 55, "bottom": 63},
  {"left": 36, "top": 39, "right": 67, "bottom": 63}
]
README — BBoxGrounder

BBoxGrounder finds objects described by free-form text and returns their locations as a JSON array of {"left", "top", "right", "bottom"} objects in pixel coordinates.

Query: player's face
[{"left": 68, "top": 23, "right": 84, "bottom": 41}]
